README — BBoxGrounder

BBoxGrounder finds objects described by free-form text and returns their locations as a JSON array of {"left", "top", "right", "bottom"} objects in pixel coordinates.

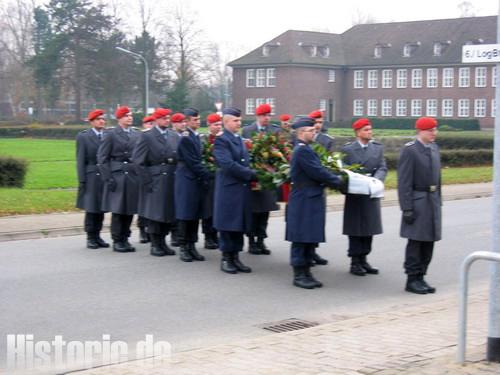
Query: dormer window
[
  {"left": 317, "top": 46, "right": 330, "bottom": 58},
  {"left": 433, "top": 43, "right": 442, "bottom": 56},
  {"left": 262, "top": 45, "right": 270, "bottom": 56},
  {"left": 403, "top": 44, "right": 412, "bottom": 57},
  {"left": 374, "top": 46, "right": 382, "bottom": 58},
  {"left": 261, "top": 42, "right": 280, "bottom": 57}
]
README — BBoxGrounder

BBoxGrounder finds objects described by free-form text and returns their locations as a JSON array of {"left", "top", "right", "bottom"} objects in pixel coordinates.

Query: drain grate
[{"left": 260, "top": 318, "right": 319, "bottom": 333}]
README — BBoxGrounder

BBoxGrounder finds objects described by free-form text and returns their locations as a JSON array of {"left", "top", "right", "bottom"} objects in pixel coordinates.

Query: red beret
[
  {"left": 308, "top": 110, "right": 323, "bottom": 119},
  {"left": 352, "top": 118, "right": 372, "bottom": 130},
  {"left": 207, "top": 113, "right": 222, "bottom": 124},
  {"left": 153, "top": 108, "right": 172, "bottom": 119},
  {"left": 415, "top": 117, "right": 438, "bottom": 130},
  {"left": 255, "top": 103, "right": 272, "bottom": 116},
  {"left": 115, "top": 106, "right": 131, "bottom": 119},
  {"left": 171, "top": 113, "right": 185, "bottom": 123},
  {"left": 88, "top": 109, "right": 104, "bottom": 121},
  {"left": 279, "top": 114, "right": 291, "bottom": 122},
  {"left": 142, "top": 115, "right": 155, "bottom": 123}
]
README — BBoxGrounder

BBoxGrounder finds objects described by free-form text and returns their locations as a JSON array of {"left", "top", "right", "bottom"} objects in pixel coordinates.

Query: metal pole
[
  {"left": 116, "top": 47, "right": 150, "bottom": 116},
  {"left": 488, "top": 0, "right": 500, "bottom": 362}
]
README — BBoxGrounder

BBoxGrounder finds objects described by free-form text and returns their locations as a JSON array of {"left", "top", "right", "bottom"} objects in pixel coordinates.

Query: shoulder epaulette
[
  {"left": 343, "top": 141, "right": 353, "bottom": 146},
  {"left": 78, "top": 129, "right": 88, "bottom": 134},
  {"left": 370, "top": 140, "right": 382, "bottom": 145},
  {"left": 142, "top": 128, "right": 151, "bottom": 132},
  {"left": 298, "top": 142, "right": 306, "bottom": 146},
  {"left": 323, "top": 133, "right": 334, "bottom": 140},
  {"left": 404, "top": 141, "right": 415, "bottom": 147}
]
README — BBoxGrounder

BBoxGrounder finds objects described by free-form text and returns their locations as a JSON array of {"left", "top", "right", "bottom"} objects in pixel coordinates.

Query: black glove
[
  {"left": 78, "top": 182, "right": 86, "bottom": 193},
  {"left": 338, "top": 176, "right": 348, "bottom": 195},
  {"left": 250, "top": 171, "right": 259, "bottom": 182},
  {"left": 108, "top": 179, "right": 117, "bottom": 192},
  {"left": 403, "top": 210, "right": 415, "bottom": 225}
]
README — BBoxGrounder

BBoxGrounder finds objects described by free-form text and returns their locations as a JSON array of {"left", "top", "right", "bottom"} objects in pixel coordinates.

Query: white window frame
[
  {"left": 367, "top": 99, "right": 377, "bottom": 116},
  {"left": 382, "top": 70, "right": 392, "bottom": 88},
  {"left": 474, "top": 99, "right": 486, "bottom": 117},
  {"left": 403, "top": 44, "right": 411, "bottom": 57},
  {"left": 492, "top": 99, "right": 496, "bottom": 117},
  {"left": 426, "top": 68, "right": 438, "bottom": 88},
  {"left": 266, "top": 68, "right": 276, "bottom": 87},
  {"left": 433, "top": 43, "right": 442, "bottom": 56},
  {"left": 411, "top": 99, "right": 422, "bottom": 117},
  {"left": 246, "top": 69, "right": 255, "bottom": 87},
  {"left": 441, "top": 99, "right": 453, "bottom": 117},
  {"left": 426, "top": 99, "right": 438, "bottom": 117},
  {"left": 256, "top": 69, "right": 266, "bottom": 87},
  {"left": 442, "top": 68, "right": 454, "bottom": 88},
  {"left": 492, "top": 66, "right": 497, "bottom": 87},
  {"left": 266, "top": 98, "right": 276, "bottom": 115},
  {"left": 255, "top": 98, "right": 266, "bottom": 107},
  {"left": 459, "top": 67, "right": 470, "bottom": 88},
  {"left": 354, "top": 70, "right": 364, "bottom": 88},
  {"left": 458, "top": 99, "right": 469, "bottom": 117},
  {"left": 319, "top": 99, "right": 327, "bottom": 112},
  {"left": 381, "top": 99, "right": 392, "bottom": 116},
  {"left": 353, "top": 99, "right": 364, "bottom": 116},
  {"left": 396, "top": 99, "right": 407, "bottom": 116},
  {"left": 475, "top": 67, "right": 487, "bottom": 87},
  {"left": 368, "top": 70, "right": 378, "bottom": 88},
  {"left": 397, "top": 69, "right": 407, "bottom": 88},
  {"left": 411, "top": 69, "right": 422, "bottom": 88},
  {"left": 374, "top": 46, "right": 382, "bottom": 58},
  {"left": 245, "top": 98, "right": 255, "bottom": 115},
  {"left": 328, "top": 70, "right": 336, "bottom": 82}
]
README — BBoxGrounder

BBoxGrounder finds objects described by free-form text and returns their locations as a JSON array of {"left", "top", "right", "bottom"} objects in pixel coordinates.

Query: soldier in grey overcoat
[
  {"left": 76, "top": 109, "right": 109, "bottom": 249},
  {"left": 97, "top": 106, "right": 140, "bottom": 253},
  {"left": 241, "top": 103, "right": 280, "bottom": 254},
  {"left": 341, "top": 118, "right": 387, "bottom": 276},
  {"left": 397, "top": 117, "right": 441, "bottom": 295},
  {"left": 132, "top": 108, "right": 177, "bottom": 257}
]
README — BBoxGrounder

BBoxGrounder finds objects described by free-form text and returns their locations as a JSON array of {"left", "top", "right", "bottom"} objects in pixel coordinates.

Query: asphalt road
[{"left": 0, "top": 197, "right": 493, "bottom": 373}]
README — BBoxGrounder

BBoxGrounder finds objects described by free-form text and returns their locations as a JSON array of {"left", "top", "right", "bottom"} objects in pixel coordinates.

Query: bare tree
[
  {"left": 458, "top": 1, "right": 476, "bottom": 17},
  {"left": 351, "top": 9, "right": 377, "bottom": 26}
]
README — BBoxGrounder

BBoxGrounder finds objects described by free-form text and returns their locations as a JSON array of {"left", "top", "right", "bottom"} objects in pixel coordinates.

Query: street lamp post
[{"left": 116, "top": 47, "right": 149, "bottom": 116}]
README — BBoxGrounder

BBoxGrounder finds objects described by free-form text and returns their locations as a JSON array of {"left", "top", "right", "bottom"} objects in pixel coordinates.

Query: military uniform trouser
[
  {"left": 404, "top": 239, "right": 434, "bottom": 276},
  {"left": 178, "top": 220, "right": 199, "bottom": 245},
  {"left": 248, "top": 212, "right": 270, "bottom": 238},
  {"left": 84, "top": 212, "right": 105, "bottom": 236},
  {"left": 110, "top": 213, "right": 134, "bottom": 242},
  {"left": 137, "top": 215, "right": 148, "bottom": 229},
  {"left": 348, "top": 236, "right": 373, "bottom": 257},
  {"left": 202, "top": 217, "right": 217, "bottom": 236},
  {"left": 290, "top": 242, "right": 318, "bottom": 267},
  {"left": 146, "top": 219, "right": 172, "bottom": 236},
  {"left": 219, "top": 231, "right": 244, "bottom": 253}
]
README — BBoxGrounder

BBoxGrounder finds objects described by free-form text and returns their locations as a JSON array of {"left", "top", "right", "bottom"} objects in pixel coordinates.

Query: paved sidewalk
[
  {"left": 75, "top": 285, "right": 499, "bottom": 374},
  {"left": 0, "top": 182, "right": 493, "bottom": 242}
]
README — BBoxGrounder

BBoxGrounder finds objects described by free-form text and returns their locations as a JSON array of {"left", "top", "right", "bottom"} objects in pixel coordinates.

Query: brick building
[{"left": 228, "top": 16, "right": 497, "bottom": 128}]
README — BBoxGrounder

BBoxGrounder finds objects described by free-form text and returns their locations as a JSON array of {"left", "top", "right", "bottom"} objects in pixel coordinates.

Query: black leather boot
[
  {"left": 256, "top": 237, "right": 271, "bottom": 255},
  {"left": 360, "top": 255, "right": 379, "bottom": 275},
  {"left": 419, "top": 275, "right": 436, "bottom": 293},
  {"left": 304, "top": 266, "right": 322, "bottom": 288},
  {"left": 312, "top": 250, "right": 328, "bottom": 265},
  {"left": 204, "top": 234, "right": 219, "bottom": 250},
  {"left": 232, "top": 252, "right": 251, "bottom": 273},
  {"left": 221, "top": 252, "right": 238, "bottom": 274},
  {"left": 139, "top": 227, "right": 150, "bottom": 243},
  {"left": 150, "top": 234, "right": 167, "bottom": 257},
  {"left": 293, "top": 266, "right": 317, "bottom": 289},
  {"left": 124, "top": 239, "right": 136, "bottom": 252},
  {"left": 248, "top": 236, "right": 261, "bottom": 254},
  {"left": 179, "top": 245, "right": 193, "bottom": 262},
  {"left": 86, "top": 233, "right": 99, "bottom": 249},
  {"left": 95, "top": 234, "right": 110, "bottom": 248},
  {"left": 188, "top": 243, "right": 205, "bottom": 261},
  {"left": 405, "top": 275, "right": 428, "bottom": 294},
  {"left": 160, "top": 236, "right": 176, "bottom": 255},
  {"left": 113, "top": 241, "right": 129, "bottom": 253},
  {"left": 350, "top": 257, "right": 367, "bottom": 276}
]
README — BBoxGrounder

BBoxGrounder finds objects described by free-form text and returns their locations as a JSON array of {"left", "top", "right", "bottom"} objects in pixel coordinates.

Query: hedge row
[
  {"left": 0, "top": 157, "right": 28, "bottom": 187},
  {"left": 384, "top": 149, "right": 493, "bottom": 169},
  {"left": 337, "top": 117, "right": 480, "bottom": 130}
]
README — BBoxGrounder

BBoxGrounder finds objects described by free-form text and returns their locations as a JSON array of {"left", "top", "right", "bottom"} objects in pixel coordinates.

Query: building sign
[{"left": 462, "top": 44, "right": 500, "bottom": 63}]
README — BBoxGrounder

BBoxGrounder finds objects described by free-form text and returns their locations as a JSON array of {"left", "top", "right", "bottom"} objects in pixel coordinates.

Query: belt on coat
[
  {"left": 414, "top": 185, "right": 438, "bottom": 192},
  {"left": 85, "top": 165, "right": 99, "bottom": 172},
  {"left": 149, "top": 160, "right": 177, "bottom": 166}
]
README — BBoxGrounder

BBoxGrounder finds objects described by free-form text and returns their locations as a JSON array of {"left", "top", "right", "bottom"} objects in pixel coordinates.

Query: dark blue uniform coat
[
  {"left": 175, "top": 128, "right": 210, "bottom": 220},
  {"left": 213, "top": 130, "right": 255, "bottom": 233},
  {"left": 98, "top": 126, "right": 140, "bottom": 215},
  {"left": 286, "top": 142, "right": 342, "bottom": 243}
]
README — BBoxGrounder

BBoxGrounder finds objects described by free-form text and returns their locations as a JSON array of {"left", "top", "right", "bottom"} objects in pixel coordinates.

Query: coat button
[
  {"left": 124, "top": 172, "right": 128, "bottom": 175},
  {"left": 96, "top": 173, "right": 100, "bottom": 176},
  {"left": 241, "top": 159, "right": 245, "bottom": 162},
  {"left": 123, "top": 161, "right": 128, "bottom": 164},
  {"left": 162, "top": 172, "right": 167, "bottom": 175}
]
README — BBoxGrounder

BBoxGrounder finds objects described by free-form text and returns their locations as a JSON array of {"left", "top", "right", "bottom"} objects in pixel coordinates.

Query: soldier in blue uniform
[
  {"left": 175, "top": 108, "right": 211, "bottom": 262},
  {"left": 132, "top": 108, "right": 177, "bottom": 257},
  {"left": 76, "top": 109, "right": 109, "bottom": 249},
  {"left": 241, "top": 103, "right": 281, "bottom": 255},
  {"left": 286, "top": 117, "right": 346, "bottom": 289},
  {"left": 398, "top": 117, "right": 442, "bottom": 294},
  {"left": 213, "top": 107, "right": 257, "bottom": 274},
  {"left": 97, "top": 106, "right": 140, "bottom": 253},
  {"left": 341, "top": 118, "right": 387, "bottom": 276}
]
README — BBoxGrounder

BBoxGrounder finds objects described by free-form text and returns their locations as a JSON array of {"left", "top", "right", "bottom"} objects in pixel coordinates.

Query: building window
[
  {"left": 433, "top": 43, "right": 442, "bottom": 56},
  {"left": 411, "top": 69, "right": 422, "bottom": 88},
  {"left": 426, "top": 99, "right": 438, "bottom": 117},
  {"left": 354, "top": 70, "right": 364, "bottom": 88},
  {"left": 396, "top": 99, "right": 407, "bottom": 116},
  {"left": 382, "top": 70, "right": 392, "bottom": 88},
  {"left": 475, "top": 67, "right": 487, "bottom": 87},
  {"left": 458, "top": 99, "right": 469, "bottom": 117},
  {"left": 319, "top": 99, "right": 327, "bottom": 112},
  {"left": 492, "top": 99, "right": 496, "bottom": 117},
  {"left": 411, "top": 99, "right": 422, "bottom": 117},
  {"left": 266, "top": 68, "right": 276, "bottom": 87},
  {"left": 266, "top": 98, "right": 276, "bottom": 114},
  {"left": 474, "top": 99, "right": 486, "bottom": 117},
  {"left": 245, "top": 98, "right": 255, "bottom": 115},
  {"left": 403, "top": 44, "right": 412, "bottom": 57},
  {"left": 459, "top": 67, "right": 470, "bottom": 87},
  {"left": 381, "top": 99, "right": 392, "bottom": 116},
  {"left": 367, "top": 99, "right": 377, "bottom": 116},
  {"left": 317, "top": 46, "right": 330, "bottom": 58},
  {"left": 368, "top": 70, "right": 378, "bottom": 88},
  {"left": 442, "top": 99, "right": 453, "bottom": 117},
  {"left": 442, "top": 68, "right": 454, "bottom": 87},
  {"left": 374, "top": 46, "right": 382, "bottom": 58},
  {"left": 246, "top": 69, "right": 255, "bottom": 87},
  {"left": 262, "top": 45, "right": 270, "bottom": 56},
  {"left": 426, "top": 68, "right": 438, "bottom": 88},
  {"left": 256, "top": 69, "right": 266, "bottom": 87},
  {"left": 397, "top": 69, "right": 407, "bottom": 88},
  {"left": 328, "top": 70, "right": 336, "bottom": 82},
  {"left": 353, "top": 99, "right": 364, "bottom": 116},
  {"left": 492, "top": 66, "right": 497, "bottom": 87}
]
